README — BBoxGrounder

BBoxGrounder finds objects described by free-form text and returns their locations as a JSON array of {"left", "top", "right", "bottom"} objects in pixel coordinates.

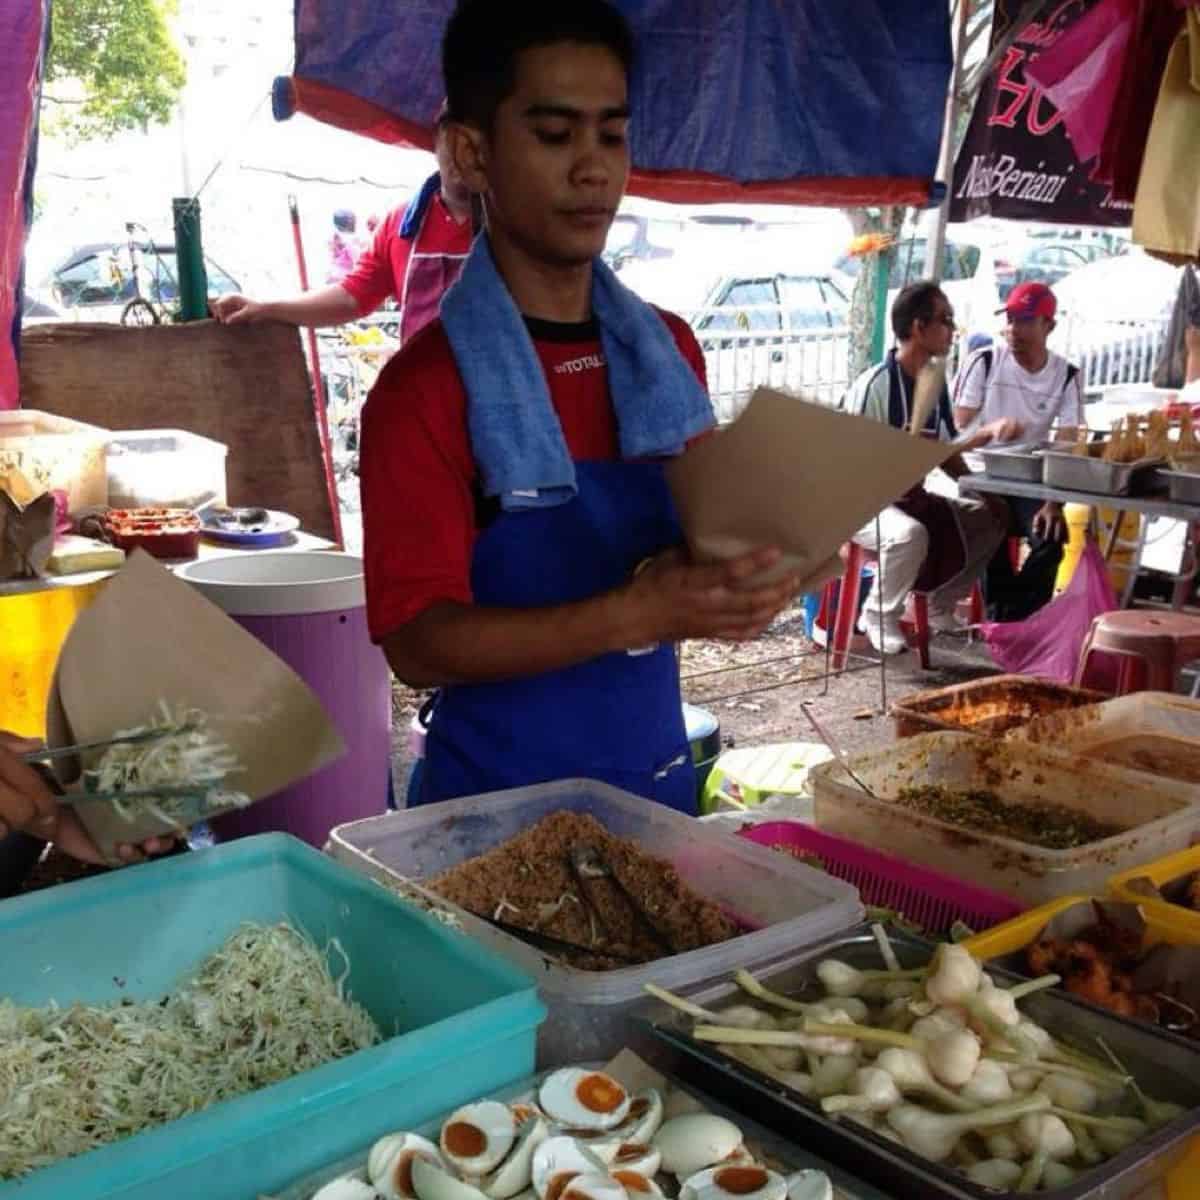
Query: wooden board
[{"left": 18, "top": 320, "right": 339, "bottom": 541}]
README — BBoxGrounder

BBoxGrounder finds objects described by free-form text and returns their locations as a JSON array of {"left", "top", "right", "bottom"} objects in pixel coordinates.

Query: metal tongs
[
  {"left": 569, "top": 843, "right": 677, "bottom": 956},
  {"left": 21, "top": 726, "right": 194, "bottom": 766}
]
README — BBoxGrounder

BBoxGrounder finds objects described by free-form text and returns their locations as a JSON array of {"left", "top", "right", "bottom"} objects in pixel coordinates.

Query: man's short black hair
[
  {"left": 443, "top": 0, "right": 635, "bottom": 130},
  {"left": 891, "top": 281, "right": 947, "bottom": 342}
]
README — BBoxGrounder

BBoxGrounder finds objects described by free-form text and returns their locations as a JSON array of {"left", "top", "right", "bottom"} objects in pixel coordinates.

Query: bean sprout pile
[{"left": 0, "top": 922, "right": 380, "bottom": 1180}]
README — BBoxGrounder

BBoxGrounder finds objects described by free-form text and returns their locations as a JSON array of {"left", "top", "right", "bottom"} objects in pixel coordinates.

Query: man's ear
[
  {"left": 1046, "top": 317, "right": 1057, "bottom": 335},
  {"left": 448, "top": 122, "right": 489, "bottom": 196}
]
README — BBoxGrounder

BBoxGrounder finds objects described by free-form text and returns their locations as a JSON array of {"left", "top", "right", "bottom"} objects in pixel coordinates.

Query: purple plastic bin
[{"left": 176, "top": 551, "right": 389, "bottom": 847}]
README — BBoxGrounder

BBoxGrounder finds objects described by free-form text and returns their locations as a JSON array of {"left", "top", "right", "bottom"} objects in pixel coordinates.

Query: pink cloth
[
  {"left": 979, "top": 539, "right": 1118, "bottom": 684},
  {"left": 1025, "top": 0, "right": 1138, "bottom": 164},
  {"left": 0, "top": 0, "right": 47, "bottom": 410}
]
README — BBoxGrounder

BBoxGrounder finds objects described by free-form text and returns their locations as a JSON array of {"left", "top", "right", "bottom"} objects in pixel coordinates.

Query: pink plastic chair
[{"left": 1076, "top": 610, "right": 1200, "bottom": 695}]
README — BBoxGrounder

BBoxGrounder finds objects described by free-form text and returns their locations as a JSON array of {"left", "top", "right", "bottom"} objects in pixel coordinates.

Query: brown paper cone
[{"left": 45, "top": 550, "right": 345, "bottom": 861}]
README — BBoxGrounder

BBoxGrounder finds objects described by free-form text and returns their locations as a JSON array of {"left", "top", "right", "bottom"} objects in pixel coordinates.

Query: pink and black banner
[{"left": 0, "top": 0, "right": 49, "bottom": 409}]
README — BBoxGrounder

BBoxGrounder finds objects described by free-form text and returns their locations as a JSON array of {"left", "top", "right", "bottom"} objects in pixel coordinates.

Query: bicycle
[{"left": 116, "top": 222, "right": 179, "bottom": 326}]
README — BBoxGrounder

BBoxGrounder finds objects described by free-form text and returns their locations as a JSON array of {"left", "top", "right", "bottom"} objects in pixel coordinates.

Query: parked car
[
  {"left": 35, "top": 237, "right": 241, "bottom": 324},
  {"left": 835, "top": 236, "right": 1000, "bottom": 338},
  {"left": 995, "top": 240, "right": 1117, "bottom": 301},
  {"left": 1049, "top": 251, "right": 1179, "bottom": 391}
]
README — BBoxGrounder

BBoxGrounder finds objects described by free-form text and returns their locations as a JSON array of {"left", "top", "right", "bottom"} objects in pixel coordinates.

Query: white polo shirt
[{"left": 953, "top": 343, "right": 1083, "bottom": 444}]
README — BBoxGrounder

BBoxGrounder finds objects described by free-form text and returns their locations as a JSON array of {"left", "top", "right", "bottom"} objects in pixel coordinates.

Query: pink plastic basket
[{"left": 739, "top": 821, "right": 1024, "bottom": 934}]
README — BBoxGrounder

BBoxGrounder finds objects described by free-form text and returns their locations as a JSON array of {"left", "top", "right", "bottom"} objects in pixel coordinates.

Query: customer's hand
[
  {"left": 1032, "top": 502, "right": 1068, "bottom": 544},
  {"left": 0, "top": 732, "right": 177, "bottom": 866},
  {"left": 981, "top": 417, "right": 1026, "bottom": 444},
  {"left": 211, "top": 293, "right": 267, "bottom": 325}
]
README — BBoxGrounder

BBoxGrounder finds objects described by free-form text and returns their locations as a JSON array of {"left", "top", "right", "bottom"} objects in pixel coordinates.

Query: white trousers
[{"left": 853, "top": 505, "right": 929, "bottom": 618}]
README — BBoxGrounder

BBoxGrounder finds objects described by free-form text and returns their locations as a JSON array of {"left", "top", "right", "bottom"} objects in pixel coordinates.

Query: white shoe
[
  {"left": 859, "top": 612, "right": 908, "bottom": 655},
  {"left": 927, "top": 605, "right": 963, "bottom": 634}
]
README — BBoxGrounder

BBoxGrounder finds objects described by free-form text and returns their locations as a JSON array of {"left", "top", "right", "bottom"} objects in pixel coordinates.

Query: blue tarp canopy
[{"left": 275, "top": 0, "right": 952, "bottom": 207}]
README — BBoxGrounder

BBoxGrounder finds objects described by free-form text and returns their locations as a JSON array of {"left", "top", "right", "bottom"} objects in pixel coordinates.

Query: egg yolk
[
  {"left": 613, "top": 1171, "right": 652, "bottom": 1193},
  {"left": 444, "top": 1122, "right": 488, "bottom": 1158},
  {"left": 546, "top": 1171, "right": 581, "bottom": 1200},
  {"left": 714, "top": 1167, "right": 769, "bottom": 1196},
  {"left": 576, "top": 1073, "right": 626, "bottom": 1114},
  {"left": 614, "top": 1145, "right": 647, "bottom": 1164},
  {"left": 392, "top": 1150, "right": 427, "bottom": 1198}
]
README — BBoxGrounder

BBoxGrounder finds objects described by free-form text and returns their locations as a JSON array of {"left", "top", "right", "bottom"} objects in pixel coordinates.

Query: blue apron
[{"left": 419, "top": 459, "right": 696, "bottom": 813}]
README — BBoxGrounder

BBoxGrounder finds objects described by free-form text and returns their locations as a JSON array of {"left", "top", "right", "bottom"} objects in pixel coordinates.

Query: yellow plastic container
[
  {"left": 1108, "top": 844, "right": 1200, "bottom": 945},
  {"left": 964, "top": 890, "right": 1200, "bottom": 1195},
  {"left": 0, "top": 582, "right": 104, "bottom": 737},
  {"left": 1055, "top": 503, "right": 1140, "bottom": 593}
]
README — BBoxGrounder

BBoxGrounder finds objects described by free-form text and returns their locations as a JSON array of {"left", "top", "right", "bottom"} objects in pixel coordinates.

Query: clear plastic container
[
  {"left": 106, "top": 429, "right": 228, "bottom": 509},
  {"left": 1010, "top": 691, "right": 1200, "bottom": 786},
  {"left": 0, "top": 833, "right": 543, "bottom": 1200},
  {"left": 0, "top": 409, "right": 108, "bottom": 510},
  {"left": 326, "top": 778, "right": 863, "bottom": 1065},
  {"left": 810, "top": 732, "right": 1200, "bottom": 906}
]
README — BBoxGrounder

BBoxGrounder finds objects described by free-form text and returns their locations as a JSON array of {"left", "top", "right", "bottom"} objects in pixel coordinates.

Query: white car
[
  {"left": 1049, "top": 250, "right": 1180, "bottom": 390},
  {"left": 619, "top": 234, "right": 854, "bottom": 420}
]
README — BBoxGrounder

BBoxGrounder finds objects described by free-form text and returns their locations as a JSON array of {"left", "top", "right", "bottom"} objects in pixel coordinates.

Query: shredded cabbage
[
  {"left": 87, "top": 701, "right": 251, "bottom": 830},
  {"left": 0, "top": 922, "right": 380, "bottom": 1179}
]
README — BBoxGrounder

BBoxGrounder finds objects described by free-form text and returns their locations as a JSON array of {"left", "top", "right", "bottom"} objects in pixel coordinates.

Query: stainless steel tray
[
  {"left": 977, "top": 442, "right": 1053, "bottom": 483},
  {"left": 1158, "top": 468, "right": 1200, "bottom": 506},
  {"left": 1041, "top": 450, "right": 1163, "bottom": 496},
  {"left": 268, "top": 1066, "right": 888, "bottom": 1200},
  {"left": 636, "top": 925, "right": 1200, "bottom": 1200}
]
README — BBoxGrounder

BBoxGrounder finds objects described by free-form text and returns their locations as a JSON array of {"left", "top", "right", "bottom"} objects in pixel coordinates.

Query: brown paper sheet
[
  {"left": 45, "top": 550, "right": 345, "bottom": 861},
  {"left": 0, "top": 483, "right": 55, "bottom": 581},
  {"left": 666, "top": 388, "right": 956, "bottom": 582}
]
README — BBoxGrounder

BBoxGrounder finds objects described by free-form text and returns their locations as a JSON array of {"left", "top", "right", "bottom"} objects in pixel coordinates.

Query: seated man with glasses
[{"left": 843, "top": 282, "right": 1012, "bottom": 655}]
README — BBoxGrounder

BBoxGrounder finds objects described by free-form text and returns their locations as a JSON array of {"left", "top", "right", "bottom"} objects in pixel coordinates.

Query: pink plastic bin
[{"left": 739, "top": 821, "right": 1024, "bottom": 934}]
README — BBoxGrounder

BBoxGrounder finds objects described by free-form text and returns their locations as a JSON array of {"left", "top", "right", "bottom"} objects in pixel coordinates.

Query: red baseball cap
[{"left": 1001, "top": 281, "right": 1057, "bottom": 321}]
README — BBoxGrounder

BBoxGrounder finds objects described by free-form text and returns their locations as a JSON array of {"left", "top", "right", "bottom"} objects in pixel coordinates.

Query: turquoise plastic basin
[{"left": 0, "top": 833, "right": 544, "bottom": 1200}]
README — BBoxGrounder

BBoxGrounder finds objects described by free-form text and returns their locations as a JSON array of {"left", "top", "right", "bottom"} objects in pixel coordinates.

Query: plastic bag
[{"left": 979, "top": 538, "right": 1118, "bottom": 683}]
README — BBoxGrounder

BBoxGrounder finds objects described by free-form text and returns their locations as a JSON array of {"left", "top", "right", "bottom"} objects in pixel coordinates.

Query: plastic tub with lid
[
  {"left": 0, "top": 409, "right": 108, "bottom": 510},
  {"left": 326, "top": 778, "right": 863, "bottom": 1066},
  {"left": 176, "top": 551, "right": 389, "bottom": 848},
  {"left": 106, "top": 429, "right": 228, "bottom": 509},
  {"left": 810, "top": 731, "right": 1200, "bottom": 906}
]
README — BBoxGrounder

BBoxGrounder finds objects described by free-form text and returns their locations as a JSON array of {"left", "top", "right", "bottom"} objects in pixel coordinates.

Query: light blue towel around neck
[{"left": 439, "top": 235, "right": 714, "bottom": 511}]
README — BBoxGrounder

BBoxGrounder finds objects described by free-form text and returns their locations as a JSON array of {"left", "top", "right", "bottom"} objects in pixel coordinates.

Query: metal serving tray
[
  {"left": 977, "top": 441, "right": 1053, "bottom": 483},
  {"left": 1158, "top": 468, "right": 1200, "bottom": 506},
  {"left": 1041, "top": 449, "right": 1163, "bottom": 497},
  {"left": 636, "top": 925, "right": 1200, "bottom": 1200}
]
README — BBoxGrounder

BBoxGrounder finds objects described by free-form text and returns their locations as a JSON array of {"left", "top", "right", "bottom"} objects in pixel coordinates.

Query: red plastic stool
[{"left": 1075, "top": 610, "right": 1200, "bottom": 695}]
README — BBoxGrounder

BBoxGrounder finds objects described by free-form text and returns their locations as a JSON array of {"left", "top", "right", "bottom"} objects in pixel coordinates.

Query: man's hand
[
  {"left": 211, "top": 294, "right": 268, "bottom": 325},
  {"left": 1032, "top": 501, "right": 1068, "bottom": 543},
  {"left": 0, "top": 733, "right": 58, "bottom": 841},
  {"left": 962, "top": 416, "right": 1026, "bottom": 451},
  {"left": 620, "top": 546, "right": 811, "bottom": 643},
  {"left": 0, "top": 733, "right": 177, "bottom": 866}
]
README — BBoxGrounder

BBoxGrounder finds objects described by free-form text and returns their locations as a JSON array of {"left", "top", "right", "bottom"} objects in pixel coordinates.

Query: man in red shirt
[
  {"left": 360, "top": 0, "right": 812, "bottom": 813},
  {"left": 211, "top": 115, "right": 473, "bottom": 345}
]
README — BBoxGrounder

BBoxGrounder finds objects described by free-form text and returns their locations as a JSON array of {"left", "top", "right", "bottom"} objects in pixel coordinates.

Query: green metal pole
[
  {"left": 870, "top": 250, "right": 890, "bottom": 364},
  {"left": 173, "top": 197, "right": 208, "bottom": 322}
]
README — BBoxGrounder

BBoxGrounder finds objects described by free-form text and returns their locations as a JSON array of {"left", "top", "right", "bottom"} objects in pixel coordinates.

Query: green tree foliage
[{"left": 44, "top": 0, "right": 186, "bottom": 142}]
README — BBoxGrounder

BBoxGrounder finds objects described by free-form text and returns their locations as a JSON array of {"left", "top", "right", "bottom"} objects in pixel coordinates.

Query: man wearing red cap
[{"left": 953, "top": 281, "right": 1083, "bottom": 621}]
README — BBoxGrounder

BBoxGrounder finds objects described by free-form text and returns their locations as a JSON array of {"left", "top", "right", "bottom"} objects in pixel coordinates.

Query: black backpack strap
[{"left": 1064, "top": 363, "right": 1080, "bottom": 393}]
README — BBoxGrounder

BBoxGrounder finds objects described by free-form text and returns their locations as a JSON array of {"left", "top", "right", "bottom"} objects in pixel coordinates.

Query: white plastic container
[
  {"left": 0, "top": 409, "right": 108, "bottom": 510},
  {"left": 106, "top": 429, "right": 228, "bottom": 509},
  {"left": 1010, "top": 691, "right": 1200, "bottom": 786},
  {"left": 811, "top": 731, "right": 1200, "bottom": 906},
  {"left": 326, "top": 778, "right": 863, "bottom": 1065}
]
